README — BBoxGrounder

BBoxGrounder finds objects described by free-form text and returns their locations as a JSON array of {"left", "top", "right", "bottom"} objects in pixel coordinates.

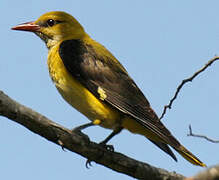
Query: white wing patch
[{"left": 97, "top": 87, "right": 107, "bottom": 101}]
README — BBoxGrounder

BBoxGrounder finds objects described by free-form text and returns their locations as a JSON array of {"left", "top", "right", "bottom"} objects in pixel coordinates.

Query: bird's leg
[
  {"left": 72, "top": 120, "right": 101, "bottom": 140},
  {"left": 86, "top": 127, "right": 123, "bottom": 168},
  {"left": 86, "top": 128, "right": 123, "bottom": 168},
  {"left": 73, "top": 120, "right": 122, "bottom": 168},
  {"left": 99, "top": 127, "right": 123, "bottom": 151},
  {"left": 73, "top": 119, "right": 102, "bottom": 132},
  {"left": 71, "top": 122, "right": 96, "bottom": 141},
  {"left": 72, "top": 122, "right": 95, "bottom": 132}
]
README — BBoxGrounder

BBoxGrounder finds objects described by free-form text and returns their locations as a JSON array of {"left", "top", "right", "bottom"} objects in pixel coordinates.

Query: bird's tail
[
  {"left": 174, "top": 145, "right": 206, "bottom": 167},
  {"left": 149, "top": 139, "right": 178, "bottom": 162}
]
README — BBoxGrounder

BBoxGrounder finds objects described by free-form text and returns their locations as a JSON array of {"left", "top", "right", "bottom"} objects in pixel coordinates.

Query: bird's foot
[
  {"left": 99, "top": 142, "right": 114, "bottom": 152},
  {"left": 85, "top": 142, "right": 114, "bottom": 168},
  {"left": 71, "top": 127, "right": 90, "bottom": 142},
  {"left": 85, "top": 159, "right": 93, "bottom": 169}
]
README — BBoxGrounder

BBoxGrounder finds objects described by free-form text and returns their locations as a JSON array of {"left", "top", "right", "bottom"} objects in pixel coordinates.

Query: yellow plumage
[
  {"left": 47, "top": 41, "right": 121, "bottom": 129},
  {"left": 12, "top": 11, "right": 206, "bottom": 167}
]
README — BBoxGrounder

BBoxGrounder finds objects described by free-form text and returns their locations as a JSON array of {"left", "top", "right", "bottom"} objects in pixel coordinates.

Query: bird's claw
[
  {"left": 84, "top": 143, "right": 114, "bottom": 168},
  {"left": 85, "top": 159, "right": 93, "bottom": 169},
  {"left": 57, "top": 139, "right": 66, "bottom": 151},
  {"left": 71, "top": 128, "right": 90, "bottom": 142}
]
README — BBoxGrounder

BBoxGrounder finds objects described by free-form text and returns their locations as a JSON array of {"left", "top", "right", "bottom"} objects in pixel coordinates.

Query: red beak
[{"left": 11, "top": 21, "right": 40, "bottom": 32}]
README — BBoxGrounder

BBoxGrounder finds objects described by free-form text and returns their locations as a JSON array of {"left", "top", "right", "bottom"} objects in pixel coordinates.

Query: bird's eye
[{"left": 47, "top": 19, "right": 55, "bottom": 27}]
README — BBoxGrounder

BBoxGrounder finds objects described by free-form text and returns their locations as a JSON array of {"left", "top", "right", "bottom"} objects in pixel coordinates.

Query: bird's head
[{"left": 12, "top": 11, "right": 86, "bottom": 48}]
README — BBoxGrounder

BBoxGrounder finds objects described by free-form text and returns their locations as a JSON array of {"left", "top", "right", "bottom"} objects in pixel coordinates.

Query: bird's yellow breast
[{"left": 47, "top": 43, "right": 121, "bottom": 129}]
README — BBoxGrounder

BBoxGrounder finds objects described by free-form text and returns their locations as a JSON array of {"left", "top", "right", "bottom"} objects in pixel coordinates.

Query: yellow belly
[{"left": 47, "top": 44, "right": 120, "bottom": 129}]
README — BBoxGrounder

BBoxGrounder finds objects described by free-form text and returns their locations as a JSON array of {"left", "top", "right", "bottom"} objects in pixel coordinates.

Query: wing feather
[{"left": 59, "top": 39, "right": 180, "bottom": 148}]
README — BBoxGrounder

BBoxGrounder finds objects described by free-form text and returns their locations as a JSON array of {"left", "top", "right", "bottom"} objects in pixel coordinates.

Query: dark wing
[{"left": 59, "top": 39, "right": 180, "bottom": 148}]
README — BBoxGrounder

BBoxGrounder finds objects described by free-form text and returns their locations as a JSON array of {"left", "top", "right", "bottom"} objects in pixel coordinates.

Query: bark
[
  {"left": 185, "top": 165, "right": 219, "bottom": 180},
  {"left": 0, "top": 90, "right": 184, "bottom": 180}
]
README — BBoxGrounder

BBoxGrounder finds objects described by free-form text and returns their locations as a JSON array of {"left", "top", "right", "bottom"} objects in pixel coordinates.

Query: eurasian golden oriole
[{"left": 12, "top": 11, "right": 205, "bottom": 167}]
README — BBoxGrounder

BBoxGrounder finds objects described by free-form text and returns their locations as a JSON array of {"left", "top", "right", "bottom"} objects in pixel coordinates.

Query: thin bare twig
[
  {"left": 160, "top": 56, "right": 219, "bottom": 120},
  {"left": 187, "top": 125, "right": 219, "bottom": 143}
]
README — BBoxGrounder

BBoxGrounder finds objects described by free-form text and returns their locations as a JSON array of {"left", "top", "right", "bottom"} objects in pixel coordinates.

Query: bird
[{"left": 12, "top": 11, "right": 205, "bottom": 167}]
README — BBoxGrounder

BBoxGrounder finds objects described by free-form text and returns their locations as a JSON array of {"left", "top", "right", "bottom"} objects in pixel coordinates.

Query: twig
[
  {"left": 160, "top": 56, "right": 219, "bottom": 120},
  {"left": 187, "top": 125, "right": 219, "bottom": 143},
  {"left": 0, "top": 90, "right": 184, "bottom": 180}
]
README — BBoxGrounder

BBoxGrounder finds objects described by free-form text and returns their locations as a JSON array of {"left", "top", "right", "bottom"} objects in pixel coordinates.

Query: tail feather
[
  {"left": 148, "top": 137, "right": 206, "bottom": 167},
  {"left": 149, "top": 139, "right": 177, "bottom": 162},
  {"left": 175, "top": 145, "right": 206, "bottom": 167}
]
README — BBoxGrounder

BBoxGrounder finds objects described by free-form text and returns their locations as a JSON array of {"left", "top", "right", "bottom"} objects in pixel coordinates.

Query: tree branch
[
  {"left": 185, "top": 165, "right": 219, "bottom": 180},
  {"left": 187, "top": 125, "right": 219, "bottom": 143},
  {"left": 160, "top": 56, "right": 219, "bottom": 120},
  {"left": 0, "top": 90, "right": 184, "bottom": 180}
]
